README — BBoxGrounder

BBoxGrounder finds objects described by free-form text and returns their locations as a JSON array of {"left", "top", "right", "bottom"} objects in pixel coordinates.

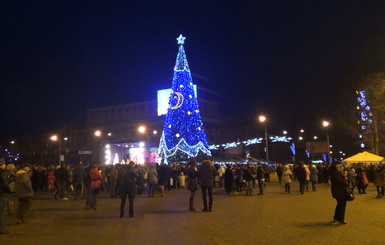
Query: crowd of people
[{"left": 1, "top": 158, "right": 385, "bottom": 234}]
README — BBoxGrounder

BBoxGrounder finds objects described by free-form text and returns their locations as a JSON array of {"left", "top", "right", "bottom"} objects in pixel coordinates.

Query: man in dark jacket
[
  {"left": 54, "top": 163, "right": 69, "bottom": 200},
  {"left": 295, "top": 163, "right": 307, "bottom": 194},
  {"left": 15, "top": 164, "right": 33, "bottom": 224},
  {"left": 198, "top": 159, "right": 216, "bottom": 212},
  {"left": 256, "top": 163, "right": 265, "bottom": 195},
  {"left": 330, "top": 162, "right": 349, "bottom": 224},
  {"left": 118, "top": 161, "right": 138, "bottom": 217},
  {"left": 72, "top": 163, "right": 86, "bottom": 200},
  {"left": 0, "top": 160, "right": 11, "bottom": 234}
]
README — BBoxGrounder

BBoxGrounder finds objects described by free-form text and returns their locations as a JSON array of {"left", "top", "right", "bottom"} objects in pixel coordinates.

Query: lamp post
[
  {"left": 258, "top": 115, "right": 269, "bottom": 161},
  {"left": 322, "top": 120, "right": 330, "bottom": 164},
  {"left": 50, "top": 134, "right": 62, "bottom": 164}
]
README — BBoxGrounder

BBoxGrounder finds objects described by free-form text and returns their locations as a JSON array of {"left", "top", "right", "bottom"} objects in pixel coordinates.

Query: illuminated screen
[
  {"left": 157, "top": 85, "right": 197, "bottom": 116},
  {"left": 129, "top": 147, "right": 145, "bottom": 164}
]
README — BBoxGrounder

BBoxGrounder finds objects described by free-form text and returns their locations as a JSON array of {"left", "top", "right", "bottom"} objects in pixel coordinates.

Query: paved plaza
[{"left": 2, "top": 176, "right": 385, "bottom": 245}]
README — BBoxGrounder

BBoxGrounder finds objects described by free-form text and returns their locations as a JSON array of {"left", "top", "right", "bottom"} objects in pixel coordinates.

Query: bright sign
[{"left": 157, "top": 85, "right": 197, "bottom": 116}]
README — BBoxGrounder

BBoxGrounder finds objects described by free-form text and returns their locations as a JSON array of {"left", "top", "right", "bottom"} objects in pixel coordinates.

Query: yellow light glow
[
  {"left": 258, "top": 115, "right": 266, "bottom": 123},
  {"left": 94, "top": 130, "right": 102, "bottom": 137},
  {"left": 50, "top": 135, "right": 58, "bottom": 141}
]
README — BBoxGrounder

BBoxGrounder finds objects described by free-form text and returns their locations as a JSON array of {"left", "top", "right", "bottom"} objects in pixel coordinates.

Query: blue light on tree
[
  {"left": 356, "top": 90, "right": 373, "bottom": 149},
  {"left": 158, "top": 35, "right": 211, "bottom": 162}
]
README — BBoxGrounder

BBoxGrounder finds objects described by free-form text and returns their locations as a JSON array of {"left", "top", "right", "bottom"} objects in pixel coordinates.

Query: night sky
[{"left": 2, "top": 1, "right": 385, "bottom": 153}]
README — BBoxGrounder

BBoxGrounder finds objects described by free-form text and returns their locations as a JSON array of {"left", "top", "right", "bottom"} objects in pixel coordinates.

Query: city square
[
  {"left": 1, "top": 177, "right": 385, "bottom": 245},
  {"left": 2, "top": 2, "right": 385, "bottom": 244}
]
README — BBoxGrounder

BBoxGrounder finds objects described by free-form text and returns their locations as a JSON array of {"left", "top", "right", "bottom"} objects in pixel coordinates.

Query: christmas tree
[{"left": 158, "top": 34, "right": 211, "bottom": 162}]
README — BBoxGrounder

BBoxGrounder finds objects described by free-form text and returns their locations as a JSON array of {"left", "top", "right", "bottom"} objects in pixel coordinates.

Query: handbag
[{"left": 345, "top": 187, "right": 355, "bottom": 201}]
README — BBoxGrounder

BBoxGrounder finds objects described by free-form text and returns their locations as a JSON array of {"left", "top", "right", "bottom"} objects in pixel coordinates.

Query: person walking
[
  {"left": 89, "top": 164, "right": 102, "bottom": 210},
  {"left": 256, "top": 163, "right": 265, "bottom": 195},
  {"left": 282, "top": 165, "right": 293, "bottom": 193},
  {"left": 244, "top": 164, "right": 255, "bottom": 196},
  {"left": 0, "top": 160, "right": 11, "bottom": 234},
  {"left": 118, "top": 161, "right": 138, "bottom": 217},
  {"left": 15, "top": 164, "right": 34, "bottom": 224},
  {"left": 330, "top": 162, "right": 349, "bottom": 225},
  {"left": 374, "top": 165, "right": 385, "bottom": 198},
  {"left": 276, "top": 164, "right": 283, "bottom": 185},
  {"left": 186, "top": 159, "right": 199, "bottom": 211},
  {"left": 224, "top": 165, "right": 234, "bottom": 195},
  {"left": 198, "top": 159, "right": 216, "bottom": 212},
  {"left": 109, "top": 165, "right": 119, "bottom": 198},
  {"left": 72, "top": 163, "right": 86, "bottom": 200},
  {"left": 5, "top": 163, "right": 16, "bottom": 215},
  {"left": 296, "top": 163, "right": 307, "bottom": 194},
  {"left": 147, "top": 164, "right": 158, "bottom": 197},
  {"left": 310, "top": 165, "right": 319, "bottom": 192},
  {"left": 54, "top": 163, "right": 69, "bottom": 201},
  {"left": 158, "top": 163, "right": 167, "bottom": 197}
]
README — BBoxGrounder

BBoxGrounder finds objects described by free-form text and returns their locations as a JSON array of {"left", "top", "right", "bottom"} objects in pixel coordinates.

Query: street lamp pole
[
  {"left": 259, "top": 115, "right": 269, "bottom": 161},
  {"left": 322, "top": 121, "right": 330, "bottom": 164},
  {"left": 50, "top": 135, "right": 61, "bottom": 165},
  {"left": 264, "top": 124, "right": 269, "bottom": 161}
]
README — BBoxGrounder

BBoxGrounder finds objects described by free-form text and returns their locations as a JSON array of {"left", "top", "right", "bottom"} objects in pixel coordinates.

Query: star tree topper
[{"left": 176, "top": 34, "right": 186, "bottom": 45}]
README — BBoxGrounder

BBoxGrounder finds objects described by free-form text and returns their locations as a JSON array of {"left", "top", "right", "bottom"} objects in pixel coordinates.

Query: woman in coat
[
  {"left": 186, "top": 159, "right": 198, "bottom": 211},
  {"left": 310, "top": 165, "right": 318, "bottom": 192},
  {"left": 89, "top": 164, "right": 102, "bottom": 210},
  {"left": 147, "top": 164, "right": 158, "bottom": 197},
  {"left": 282, "top": 165, "right": 293, "bottom": 193},
  {"left": 330, "top": 162, "right": 349, "bottom": 224}
]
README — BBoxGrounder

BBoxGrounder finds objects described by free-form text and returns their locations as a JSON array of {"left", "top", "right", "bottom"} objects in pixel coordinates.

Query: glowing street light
[
  {"left": 298, "top": 136, "right": 303, "bottom": 141},
  {"left": 50, "top": 135, "right": 58, "bottom": 141},
  {"left": 153, "top": 130, "right": 158, "bottom": 135},
  {"left": 313, "top": 136, "right": 318, "bottom": 140},
  {"left": 50, "top": 134, "right": 61, "bottom": 164},
  {"left": 258, "top": 115, "right": 269, "bottom": 161},
  {"left": 94, "top": 130, "right": 102, "bottom": 137},
  {"left": 283, "top": 130, "right": 287, "bottom": 135},
  {"left": 322, "top": 120, "right": 331, "bottom": 163},
  {"left": 138, "top": 126, "right": 146, "bottom": 134},
  {"left": 300, "top": 129, "right": 304, "bottom": 133}
]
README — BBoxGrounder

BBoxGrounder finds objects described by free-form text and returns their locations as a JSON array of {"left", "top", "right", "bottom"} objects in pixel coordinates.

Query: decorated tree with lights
[{"left": 158, "top": 35, "right": 211, "bottom": 162}]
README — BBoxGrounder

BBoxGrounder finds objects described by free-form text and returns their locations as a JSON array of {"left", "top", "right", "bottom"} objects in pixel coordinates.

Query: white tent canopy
[{"left": 342, "top": 151, "right": 384, "bottom": 165}]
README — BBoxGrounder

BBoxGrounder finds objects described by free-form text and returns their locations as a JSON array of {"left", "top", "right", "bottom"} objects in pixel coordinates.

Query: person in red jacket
[{"left": 89, "top": 164, "right": 102, "bottom": 210}]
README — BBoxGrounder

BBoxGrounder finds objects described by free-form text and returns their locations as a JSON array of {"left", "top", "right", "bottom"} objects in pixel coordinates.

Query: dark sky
[{"left": 2, "top": 1, "right": 385, "bottom": 153}]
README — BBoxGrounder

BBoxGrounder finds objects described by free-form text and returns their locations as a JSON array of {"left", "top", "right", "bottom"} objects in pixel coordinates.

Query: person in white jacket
[{"left": 282, "top": 165, "right": 293, "bottom": 194}]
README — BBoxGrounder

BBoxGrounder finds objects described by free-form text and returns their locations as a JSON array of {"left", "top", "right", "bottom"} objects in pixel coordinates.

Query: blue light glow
[
  {"left": 290, "top": 143, "right": 295, "bottom": 155},
  {"left": 158, "top": 35, "right": 211, "bottom": 161}
]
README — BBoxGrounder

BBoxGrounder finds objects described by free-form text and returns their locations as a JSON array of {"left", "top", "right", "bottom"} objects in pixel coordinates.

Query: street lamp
[
  {"left": 258, "top": 115, "right": 269, "bottom": 161},
  {"left": 94, "top": 130, "right": 102, "bottom": 137},
  {"left": 50, "top": 134, "right": 61, "bottom": 164},
  {"left": 283, "top": 130, "right": 287, "bottom": 135},
  {"left": 138, "top": 126, "right": 146, "bottom": 134},
  {"left": 322, "top": 120, "right": 330, "bottom": 164}
]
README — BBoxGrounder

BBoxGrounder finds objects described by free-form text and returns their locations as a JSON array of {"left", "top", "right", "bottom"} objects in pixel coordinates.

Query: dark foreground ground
[{"left": 2, "top": 175, "right": 385, "bottom": 245}]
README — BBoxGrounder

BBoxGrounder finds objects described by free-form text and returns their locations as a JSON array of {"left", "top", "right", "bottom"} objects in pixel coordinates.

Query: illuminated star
[{"left": 176, "top": 34, "right": 186, "bottom": 45}]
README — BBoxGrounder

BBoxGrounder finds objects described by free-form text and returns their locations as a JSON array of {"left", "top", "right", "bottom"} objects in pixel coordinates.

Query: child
[{"left": 48, "top": 169, "right": 55, "bottom": 192}]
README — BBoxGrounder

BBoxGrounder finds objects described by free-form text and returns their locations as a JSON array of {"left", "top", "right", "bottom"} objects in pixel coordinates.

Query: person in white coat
[{"left": 282, "top": 165, "right": 293, "bottom": 194}]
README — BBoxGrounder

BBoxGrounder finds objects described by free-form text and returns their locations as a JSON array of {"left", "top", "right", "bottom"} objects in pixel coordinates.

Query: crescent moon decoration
[{"left": 171, "top": 92, "right": 184, "bottom": 110}]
